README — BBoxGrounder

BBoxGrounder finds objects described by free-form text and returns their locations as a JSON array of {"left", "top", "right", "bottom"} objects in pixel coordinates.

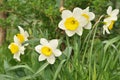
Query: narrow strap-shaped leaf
[
  {"left": 33, "top": 62, "right": 49, "bottom": 77},
  {"left": 6, "top": 65, "right": 34, "bottom": 73},
  {"left": 53, "top": 59, "right": 66, "bottom": 80},
  {"left": 0, "top": 74, "right": 15, "bottom": 79},
  {"left": 103, "top": 36, "right": 120, "bottom": 53}
]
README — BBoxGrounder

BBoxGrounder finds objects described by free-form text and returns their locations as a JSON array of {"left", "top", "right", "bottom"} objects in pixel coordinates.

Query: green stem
[
  {"left": 89, "top": 24, "right": 97, "bottom": 80},
  {"left": 82, "top": 29, "right": 92, "bottom": 64},
  {"left": 66, "top": 36, "right": 70, "bottom": 47},
  {"left": 73, "top": 35, "right": 79, "bottom": 66},
  {"left": 82, "top": 15, "right": 104, "bottom": 64},
  {"left": 88, "top": 15, "right": 104, "bottom": 80}
]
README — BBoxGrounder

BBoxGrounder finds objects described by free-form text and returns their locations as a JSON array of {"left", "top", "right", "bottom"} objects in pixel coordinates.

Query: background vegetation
[{"left": 0, "top": 0, "right": 120, "bottom": 80}]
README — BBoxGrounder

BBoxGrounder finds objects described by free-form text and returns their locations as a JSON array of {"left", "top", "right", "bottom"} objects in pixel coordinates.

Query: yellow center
[
  {"left": 41, "top": 46, "right": 52, "bottom": 56},
  {"left": 82, "top": 13, "right": 89, "bottom": 20},
  {"left": 108, "top": 21, "right": 115, "bottom": 30},
  {"left": 9, "top": 43, "right": 19, "bottom": 54},
  {"left": 16, "top": 34, "right": 25, "bottom": 43},
  {"left": 64, "top": 17, "right": 79, "bottom": 31}
]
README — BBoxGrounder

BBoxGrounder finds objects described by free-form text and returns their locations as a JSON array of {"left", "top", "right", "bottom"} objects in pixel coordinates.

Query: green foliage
[{"left": 0, "top": 0, "right": 120, "bottom": 80}]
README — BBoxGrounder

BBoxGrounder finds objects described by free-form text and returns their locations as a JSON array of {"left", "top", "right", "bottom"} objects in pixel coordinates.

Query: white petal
[
  {"left": 85, "top": 7, "right": 89, "bottom": 12},
  {"left": 89, "top": 12, "right": 95, "bottom": 20},
  {"left": 14, "top": 36, "right": 20, "bottom": 44},
  {"left": 62, "top": 10, "right": 72, "bottom": 19},
  {"left": 35, "top": 45, "right": 42, "bottom": 54},
  {"left": 78, "top": 16, "right": 88, "bottom": 27},
  {"left": 103, "top": 29, "right": 105, "bottom": 35},
  {"left": 73, "top": 7, "right": 83, "bottom": 20},
  {"left": 24, "top": 31, "right": 29, "bottom": 38},
  {"left": 40, "top": 38, "right": 49, "bottom": 45},
  {"left": 107, "top": 6, "right": 112, "bottom": 15},
  {"left": 103, "top": 25, "right": 110, "bottom": 34},
  {"left": 58, "top": 20, "right": 66, "bottom": 30},
  {"left": 73, "top": 7, "right": 82, "bottom": 16},
  {"left": 53, "top": 49, "right": 62, "bottom": 57},
  {"left": 24, "top": 43, "right": 29, "bottom": 46},
  {"left": 103, "top": 25, "right": 106, "bottom": 34},
  {"left": 8, "top": 44, "right": 10, "bottom": 49},
  {"left": 49, "top": 39, "right": 58, "bottom": 49},
  {"left": 111, "top": 9, "right": 119, "bottom": 16},
  {"left": 13, "top": 52, "right": 21, "bottom": 61},
  {"left": 20, "top": 46, "right": 25, "bottom": 55},
  {"left": 104, "top": 17, "right": 110, "bottom": 22},
  {"left": 84, "top": 22, "right": 92, "bottom": 29},
  {"left": 105, "top": 28, "right": 110, "bottom": 34},
  {"left": 65, "top": 30, "right": 75, "bottom": 37},
  {"left": 38, "top": 54, "right": 46, "bottom": 61},
  {"left": 105, "top": 20, "right": 112, "bottom": 26},
  {"left": 110, "top": 16, "right": 117, "bottom": 21},
  {"left": 47, "top": 55, "right": 55, "bottom": 64},
  {"left": 76, "top": 26, "right": 83, "bottom": 36},
  {"left": 18, "top": 26, "right": 25, "bottom": 34}
]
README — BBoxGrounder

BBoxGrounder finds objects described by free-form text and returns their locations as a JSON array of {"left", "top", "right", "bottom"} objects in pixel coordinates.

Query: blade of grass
[
  {"left": 89, "top": 15, "right": 104, "bottom": 80},
  {"left": 18, "top": 75, "right": 32, "bottom": 80},
  {"left": 63, "top": 47, "right": 72, "bottom": 61},
  {"left": 0, "top": 74, "right": 15, "bottom": 79},
  {"left": 104, "top": 44, "right": 119, "bottom": 71},
  {"left": 53, "top": 59, "right": 66, "bottom": 80},
  {"left": 32, "top": 62, "right": 49, "bottom": 78},
  {"left": 18, "top": 63, "right": 49, "bottom": 80},
  {"left": 103, "top": 36, "right": 120, "bottom": 53},
  {"left": 6, "top": 64, "right": 34, "bottom": 73},
  {"left": 82, "top": 15, "right": 104, "bottom": 64},
  {"left": 92, "top": 62, "right": 97, "bottom": 80}
]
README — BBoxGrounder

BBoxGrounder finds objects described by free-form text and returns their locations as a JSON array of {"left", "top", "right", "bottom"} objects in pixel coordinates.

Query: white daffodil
[
  {"left": 8, "top": 36, "right": 25, "bottom": 61},
  {"left": 58, "top": 8, "right": 87, "bottom": 37},
  {"left": 103, "top": 6, "right": 119, "bottom": 34},
  {"left": 35, "top": 38, "right": 62, "bottom": 64},
  {"left": 73, "top": 7, "right": 95, "bottom": 29},
  {"left": 15, "top": 26, "right": 29, "bottom": 45}
]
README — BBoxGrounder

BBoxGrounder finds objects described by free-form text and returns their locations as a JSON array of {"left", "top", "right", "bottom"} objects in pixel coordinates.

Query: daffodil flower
[
  {"left": 58, "top": 8, "right": 87, "bottom": 37},
  {"left": 8, "top": 36, "right": 25, "bottom": 61},
  {"left": 15, "top": 26, "right": 29, "bottom": 45},
  {"left": 35, "top": 38, "right": 62, "bottom": 64},
  {"left": 73, "top": 7, "right": 95, "bottom": 29},
  {"left": 103, "top": 6, "right": 119, "bottom": 34}
]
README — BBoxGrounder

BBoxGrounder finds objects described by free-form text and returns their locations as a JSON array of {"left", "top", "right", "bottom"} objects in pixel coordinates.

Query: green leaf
[
  {"left": 103, "top": 36, "right": 120, "bottom": 53},
  {"left": 92, "top": 62, "right": 97, "bottom": 80},
  {"left": 6, "top": 65, "right": 34, "bottom": 73},
  {"left": 33, "top": 62, "right": 49, "bottom": 78},
  {"left": 53, "top": 59, "right": 66, "bottom": 80},
  {"left": 18, "top": 75, "right": 32, "bottom": 80},
  {"left": 63, "top": 47, "right": 72, "bottom": 60},
  {"left": 0, "top": 74, "right": 15, "bottom": 80}
]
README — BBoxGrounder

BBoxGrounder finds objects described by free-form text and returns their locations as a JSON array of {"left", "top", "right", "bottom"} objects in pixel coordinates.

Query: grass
[{"left": 0, "top": 0, "right": 120, "bottom": 80}]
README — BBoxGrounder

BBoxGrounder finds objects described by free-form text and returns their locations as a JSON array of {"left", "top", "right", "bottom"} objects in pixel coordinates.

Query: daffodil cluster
[
  {"left": 8, "top": 6, "right": 119, "bottom": 64},
  {"left": 58, "top": 7, "right": 95, "bottom": 37},
  {"left": 8, "top": 26, "right": 62, "bottom": 64},
  {"left": 35, "top": 38, "right": 62, "bottom": 64},
  {"left": 103, "top": 6, "right": 119, "bottom": 34},
  {"left": 8, "top": 26, "right": 29, "bottom": 61}
]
